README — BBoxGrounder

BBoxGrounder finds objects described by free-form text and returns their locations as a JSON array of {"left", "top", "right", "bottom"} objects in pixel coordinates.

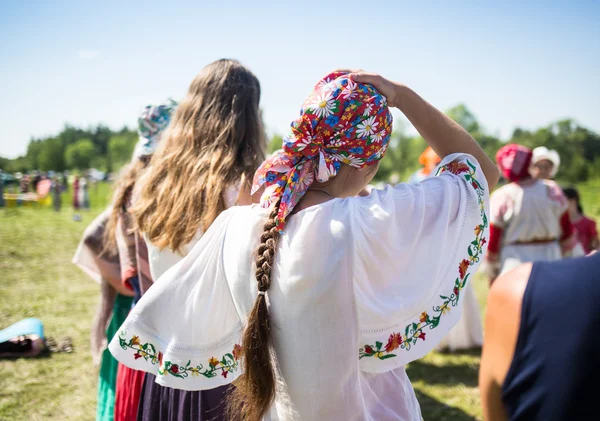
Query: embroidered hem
[
  {"left": 359, "top": 158, "right": 488, "bottom": 371},
  {"left": 108, "top": 318, "right": 243, "bottom": 391}
]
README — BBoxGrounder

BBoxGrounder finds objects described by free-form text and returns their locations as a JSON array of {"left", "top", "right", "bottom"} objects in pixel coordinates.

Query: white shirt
[
  {"left": 490, "top": 179, "right": 567, "bottom": 244},
  {"left": 110, "top": 154, "right": 489, "bottom": 421},
  {"left": 144, "top": 185, "right": 240, "bottom": 281},
  {"left": 490, "top": 179, "right": 567, "bottom": 274}
]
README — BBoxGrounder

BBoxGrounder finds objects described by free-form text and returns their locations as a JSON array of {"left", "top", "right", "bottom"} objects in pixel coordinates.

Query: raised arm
[{"left": 349, "top": 72, "right": 500, "bottom": 190}]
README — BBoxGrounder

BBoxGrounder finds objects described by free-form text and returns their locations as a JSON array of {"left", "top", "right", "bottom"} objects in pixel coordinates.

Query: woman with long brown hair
[
  {"left": 124, "top": 59, "right": 264, "bottom": 421},
  {"left": 111, "top": 70, "right": 498, "bottom": 420}
]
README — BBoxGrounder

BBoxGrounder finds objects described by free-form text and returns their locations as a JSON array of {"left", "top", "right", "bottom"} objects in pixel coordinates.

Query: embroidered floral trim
[
  {"left": 117, "top": 333, "right": 242, "bottom": 379},
  {"left": 359, "top": 159, "right": 487, "bottom": 360}
]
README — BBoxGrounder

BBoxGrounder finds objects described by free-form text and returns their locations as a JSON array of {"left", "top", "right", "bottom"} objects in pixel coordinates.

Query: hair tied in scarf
[
  {"left": 252, "top": 71, "right": 393, "bottom": 232},
  {"left": 132, "top": 98, "right": 178, "bottom": 160}
]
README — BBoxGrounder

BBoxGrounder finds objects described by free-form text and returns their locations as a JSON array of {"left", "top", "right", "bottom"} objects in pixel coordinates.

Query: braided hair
[{"left": 228, "top": 198, "right": 282, "bottom": 421}]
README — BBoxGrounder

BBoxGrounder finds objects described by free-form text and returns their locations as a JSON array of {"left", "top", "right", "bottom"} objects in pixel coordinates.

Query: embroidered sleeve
[
  {"left": 352, "top": 153, "right": 489, "bottom": 372},
  {"left": 108, "top": 209, "right": 244, "bottom": 391}
]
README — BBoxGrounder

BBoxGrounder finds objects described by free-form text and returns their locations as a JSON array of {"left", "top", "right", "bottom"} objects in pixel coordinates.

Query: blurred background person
[
  {"left": 52, "top": 175, "right": 62, "bottom": 212},
  {"left": 485, "top": 144, "right": 575, "bottom": 282},
  {"left": 31, "top": 170, "right": 41, "bottom": 192},
  {"left": 72, "top": 174, "right": 82, "bottom": 220},
  {"left": 530, "top": 146, "right": 560, "bottom": 180},
  {"left": 563, "top": 187, "right": 599, "bottom": 254},
  {"left": 80, "top": 173, "right": 90, "bottom": 210},
  {"left": 72, "top": 209, "right": 134, "bottom": 421},
  {"left": 408, "top": 146, "right": 442, "bottom": 183},
  {"left": 20, "top": 173, "right": 30, "bottom": 193},
  {"left": 103, "top": 99, "right": 177, "bottom": 421},
  {"left": 480, "top": 253, "right": 600, "bottom": 421}
]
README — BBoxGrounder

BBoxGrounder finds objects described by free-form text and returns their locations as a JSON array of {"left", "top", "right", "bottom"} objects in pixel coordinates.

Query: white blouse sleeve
[
  {"left": 351, "top": 153, "right": 490, "bottom": 373},
  {"left": 108, "top": 208, "right": 243, "bottom": 391}
]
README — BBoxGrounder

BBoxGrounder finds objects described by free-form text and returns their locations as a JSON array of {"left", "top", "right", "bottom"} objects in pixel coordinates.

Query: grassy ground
[{"left": 1, "top": 180, "right": 599, "bottom": 421}]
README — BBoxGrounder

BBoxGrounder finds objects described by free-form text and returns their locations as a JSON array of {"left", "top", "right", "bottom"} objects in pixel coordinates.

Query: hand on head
[
  {"left": 330, "top": 69, "right": 401, "bottom": 108},
  {"left": 348, "top": 72, "right": 401, "bottom": 108}
]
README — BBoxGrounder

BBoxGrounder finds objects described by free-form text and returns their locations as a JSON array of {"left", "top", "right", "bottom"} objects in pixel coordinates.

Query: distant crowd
[{"left": 0, "top": 169, "right": 105, "bottom": 214}]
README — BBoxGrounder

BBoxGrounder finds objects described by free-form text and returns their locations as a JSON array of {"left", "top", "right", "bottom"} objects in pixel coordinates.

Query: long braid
[{"left": 229, "top": 198, "right": 281, "bottom": 421}]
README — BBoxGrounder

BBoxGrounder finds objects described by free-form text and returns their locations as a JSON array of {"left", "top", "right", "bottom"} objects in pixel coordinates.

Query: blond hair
[
  {"left": 132, "top": 59, "right": 265, "bottom": 252},
  {"left": 103, "top": 156, "right": 150, "bottom": 254}
]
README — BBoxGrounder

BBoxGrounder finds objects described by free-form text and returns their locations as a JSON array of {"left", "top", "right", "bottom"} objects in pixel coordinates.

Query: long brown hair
[
  {"left": 228, "top": 199, "right": 282, "bottom": 421},
  {"left": 132, "top": 59, "right": 265, "bottom": 252},
  {"left": 103, "top": 156, "right": 150, "bottom": 254}
]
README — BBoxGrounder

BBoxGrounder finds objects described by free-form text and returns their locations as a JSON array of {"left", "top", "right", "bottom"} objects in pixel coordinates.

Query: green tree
[
  {"left": 267, "top": 134, "right": 284, "bottom": 155},
  {"left": 65, "top": 139, "right": 95, "bottom": 170},
  {"left": 38, "top": 138, "right": 66, "bottom": 171},
  {"left": 26, "top": 139, "right": 43, "bottom": 169},
  {"left": 108, "top": 134, "right": 138, "bottom": 168}
]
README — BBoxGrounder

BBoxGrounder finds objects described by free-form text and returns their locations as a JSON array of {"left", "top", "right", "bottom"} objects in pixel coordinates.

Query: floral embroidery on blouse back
[
  {"left": 117, "top": 333, "right": 242, "bottom": 379},
  {"left": 359, "top": 159, "right": 487, "bottom": 360}
]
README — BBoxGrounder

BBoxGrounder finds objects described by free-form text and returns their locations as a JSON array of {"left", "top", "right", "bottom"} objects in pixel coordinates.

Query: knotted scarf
[{"left": 252, "top": 71, "right": 393, "bottom": 231}]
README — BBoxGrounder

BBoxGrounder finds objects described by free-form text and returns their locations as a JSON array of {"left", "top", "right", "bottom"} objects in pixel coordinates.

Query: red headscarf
[{"left": 495, "top": 144, "right": 533, "bottom": 182}]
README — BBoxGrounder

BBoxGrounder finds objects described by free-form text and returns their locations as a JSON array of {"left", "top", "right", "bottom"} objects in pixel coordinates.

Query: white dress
[
  {"left": 491, "top": 179, "right": 567, "bottom": 275},
  {"left": 109, "top": 154, "right": 490, "bottom": 421}
]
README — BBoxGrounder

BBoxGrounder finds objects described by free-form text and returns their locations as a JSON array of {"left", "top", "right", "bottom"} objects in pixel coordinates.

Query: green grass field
[{"left": 1, "top": 180, "right": 599, "bottom": 421}]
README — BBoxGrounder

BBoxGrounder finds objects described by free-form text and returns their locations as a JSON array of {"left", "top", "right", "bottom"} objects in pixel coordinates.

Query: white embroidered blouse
[{"left": 109, "top": 153, "right": 489, "bottom": 421}]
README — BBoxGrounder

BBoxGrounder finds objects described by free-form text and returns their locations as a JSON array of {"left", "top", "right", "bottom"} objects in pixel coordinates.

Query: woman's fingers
[
  {"left": 348, "top": 72, "right": 380, "bottom": 84},
  {"left": 349, "top": 72, "right": 398, "bottom": 107}
]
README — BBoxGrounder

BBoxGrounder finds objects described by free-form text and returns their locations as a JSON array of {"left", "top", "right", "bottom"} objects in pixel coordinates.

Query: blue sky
[{"left": 1, "top": 0, "right": 599, "bottom": 158}]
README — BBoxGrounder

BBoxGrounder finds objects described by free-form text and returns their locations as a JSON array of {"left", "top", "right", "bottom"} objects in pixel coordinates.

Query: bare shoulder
[
  {"left": 483, "top": 263, "right": 533, "bottom": 387},
  {"left": 488, "top": 262, "right": 532, "bottom": 310}
]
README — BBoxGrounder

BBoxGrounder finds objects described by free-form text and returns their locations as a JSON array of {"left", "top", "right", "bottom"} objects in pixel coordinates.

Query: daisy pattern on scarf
[
  {"left": 293, "top": 134, "right": 313, "bottom": 151},
  {"left": 252, "top": 71, "right": 393, "bottom": 232},
  {"left": 356, "top": 116, "right": 379, "bottom": 138},
  {"left": 260, "top": 184, "right": 281, "bottom": 208},
  {"left": 307, "top": 92, "right": 339, "bottom": 119},
  {"left": 332, "top": 153, "right": 365, "bottom": 167},
  {"left": 371, "top": 129, "right": 386, "bottom": 143},
  {"left": 341, "top": 79, "right": 357, "bottom": 99},
  {"left": 317, "top": 77, "right": 334, "bottom": 88}
]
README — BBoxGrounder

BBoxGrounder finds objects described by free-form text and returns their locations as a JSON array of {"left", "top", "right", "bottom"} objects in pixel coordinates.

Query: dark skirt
[{"left": 137, "top": 373, "right": 231, "bottom": 421}]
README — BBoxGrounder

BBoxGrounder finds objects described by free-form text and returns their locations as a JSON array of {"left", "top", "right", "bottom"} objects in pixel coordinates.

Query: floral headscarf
[
  {"left": 252, "top": 71, "right": 393, "bottom": 231},
  {"left": 132, "top": 98, "right": 178, "bottom": 160},
  {"left": 496, "top": 144, "right": 533, "bottom": 182}
]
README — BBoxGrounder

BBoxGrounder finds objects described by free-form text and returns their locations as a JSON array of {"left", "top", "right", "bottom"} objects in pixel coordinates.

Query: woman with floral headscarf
[
  {"left": 485, "top": 144, "right": 575, "bottom": 283},
  {"left": 110, "top": 70, "right": 498, "bottom": 421},
  {"left": 105, "top": 99, "right": 177, "bottom": 421},
  {"left": 73, "top": 100, "right": 176, "bottom": 421}
]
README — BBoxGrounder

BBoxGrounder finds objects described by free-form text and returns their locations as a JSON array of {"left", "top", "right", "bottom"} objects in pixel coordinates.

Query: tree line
[
  {"left": 2, "top": 105, "right": 600, "bottom": 183},
  {"left": 0, "top": 125, "right": 139, "bottom": 175}
]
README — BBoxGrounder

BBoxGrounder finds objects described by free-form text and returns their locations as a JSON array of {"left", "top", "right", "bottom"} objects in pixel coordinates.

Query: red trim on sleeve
[
  {"left": 488, "top": 224, "right": 503, "bottom": 254},
  {"left": 560, "top": 211, "right": 574, "bottom": 241}
]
